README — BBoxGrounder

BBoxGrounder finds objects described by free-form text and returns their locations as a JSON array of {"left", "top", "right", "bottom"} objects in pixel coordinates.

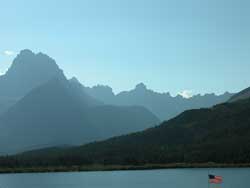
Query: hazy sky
[{"left": 0, "top": 0, "right": 250, "bottom": 96}]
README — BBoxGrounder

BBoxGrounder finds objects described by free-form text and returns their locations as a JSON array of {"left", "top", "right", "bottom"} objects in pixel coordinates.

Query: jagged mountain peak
[
  {"left": 0, "top": 49, "right": 64, "bottom": 98},
  {"left": 7, "top": 49, "right": 60, "bottom": 75}
]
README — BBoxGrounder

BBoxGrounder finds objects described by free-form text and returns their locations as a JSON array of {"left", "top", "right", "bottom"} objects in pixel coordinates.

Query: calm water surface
[{"left": 0, "top": 168, "right": 249, "bottom": 188}]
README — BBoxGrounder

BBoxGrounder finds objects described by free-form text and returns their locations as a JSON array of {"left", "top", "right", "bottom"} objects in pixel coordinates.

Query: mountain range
[
  {"left": 0, "top": 49, "right": 237, "bottom": 154},
  {"left": 9, "top": 87, "right": 250, "bottom": 167},
  {"left": 82, "top": 82, "right": 233, "bottom": 121},
  {"left": 0, "top": 50, "right": 159, "bottom": 153}
]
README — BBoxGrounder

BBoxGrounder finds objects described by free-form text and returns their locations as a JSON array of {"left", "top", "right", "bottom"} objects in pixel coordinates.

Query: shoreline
[{"left": 0, "top": 163, "right": 250, "bottom": 174}]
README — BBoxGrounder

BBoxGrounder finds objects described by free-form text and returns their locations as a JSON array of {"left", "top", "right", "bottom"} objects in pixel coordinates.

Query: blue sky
[{"left": 0, "top": 0, "right": 250, "bottom": 96}]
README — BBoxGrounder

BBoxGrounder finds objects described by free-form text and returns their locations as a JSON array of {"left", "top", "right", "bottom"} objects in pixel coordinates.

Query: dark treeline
[{"left": 1, "top": 98, "right": 250, "bottom": 168}]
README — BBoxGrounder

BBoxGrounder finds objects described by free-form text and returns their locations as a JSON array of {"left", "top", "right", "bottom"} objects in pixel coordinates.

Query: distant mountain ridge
[
  {"left": 82, "top": 82, "right": 234, "bottom": 120},
  {"left": 0, "top": 49, "right": 238, "bottom": 154},
  {"left": 0, "top": 49, "right": 234, "bottom": 120},
  {"left": 0, "top": 50, "right": 159, "bottom": 153}
]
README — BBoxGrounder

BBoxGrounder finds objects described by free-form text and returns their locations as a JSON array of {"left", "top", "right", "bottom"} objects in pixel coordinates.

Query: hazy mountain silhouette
[
  {"left": 228, "top": 86, "right": 250, "bottom": 103},
  {"left": 0, "top": 51, "right": 159, "bottom": 153},
  {"left": 0, "top": 49, "right": 237, "bottom": 154},
  {"left": 0, "top": 49, "right": 64, "bottom": 98},
  {"left": 83, "top": 83, "right": 234, "bottom": 120}
]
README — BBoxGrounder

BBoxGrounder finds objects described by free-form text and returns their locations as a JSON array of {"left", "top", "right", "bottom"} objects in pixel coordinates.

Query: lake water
[{"left": 0, "top": 168, "right": 249, "bottom": 188}]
